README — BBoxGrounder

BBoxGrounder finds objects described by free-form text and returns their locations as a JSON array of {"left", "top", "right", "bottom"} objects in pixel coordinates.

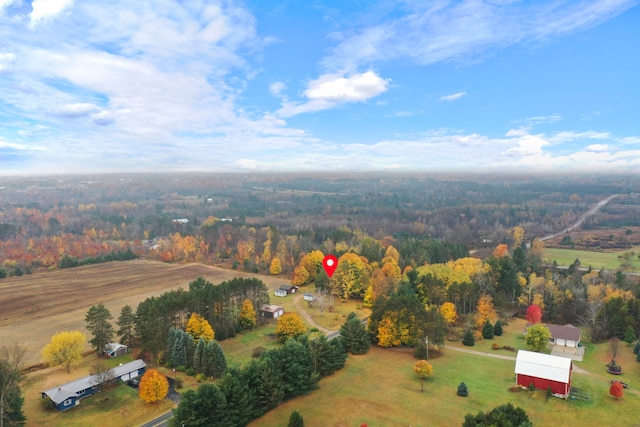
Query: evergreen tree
[
  {"left": 171, "top": 384, "right": 228, "bottom": 427},
  {"left": 203, "top": 340, "right": 215, "bottom": 377},
  {"left": 219, "top": 368, "right": 252, "bottom": 427},
  {"left": 482, "top": 319, "right": 494, "bottom": 339},
  {"left": 253, "top": 358, "right": 284, "bottom": 415},
  {"left": 623, "top": 325, "right": 637, "bottom": 345},
  {"left": 463, "top": 403, "right": 530, "bottom": 427},
  {"left": 0, "top": 355, "right": 26, "bottom": 427},
  {"left": 288, "top": 410, "right": 305, "bottom": 427},
  {"left": 193, "top": 338, "right": 206, "bottom": 374},
  {"left": 116, "top": 305, "right": 136, "bottom": 348},
  {"left": 166, "top": 328, "right": 178, "bottom": 366},
  {"left": 171, "top": 330, "right": 189, "bottom": 368},
  {"left": 457, "top": 382, "right": 469, "bottom": 397},
  {"left": 85, "top": 303, "right": 114, "bottom": 355},
  {"left": 413, "top": 343, "right": 428, "bottom": 360},
  {"left": 462, "top": 329, "right": 475, "bottom": 346},
  {"left": 308, "top": 335, "right": 347, "bottom": 378},
  {"left": 634, "top": 340, "right": 640, "bottom": 355},
  {"left": 339, "top": 312, "right": 370, "bottom": 355},
  {"left": 211, "top": 341, "right": 227, "bottom": 378},
  {"left": 493, "top": 320, "right": 503, "bottom": 336},
  {"left": 264, "top": 338, "right": 317, "bottom": 399}
]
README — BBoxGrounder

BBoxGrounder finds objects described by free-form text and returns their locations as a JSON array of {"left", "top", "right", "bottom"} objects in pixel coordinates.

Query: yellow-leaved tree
[
  {"left": 42, "top": 330, "right": 86, "bottom": 372},
  {"left": 269, "top": 257, "right": 282, "bottom": 275},
  {"left": 291, "top": 265, "right": 310, "bottom": 287},
  {"left": 275, "top": 312, "right": 306, "bottom": 343},
  {"left": 440, "top": 302, "right": 458, "bottom": 325},
  {"left": 330, "top": 252, "right": 372, "bottom": 300},
  {"left": 413, "top": 360, "right": 433, "bottom": 392},
  {"left": 186, "top": 313, "right": 215, "bottom": 342},
  {"left": 138, "top": 368, "right": 169, "bottom": 403},
  {"left": 239, "top": 299, "right": 257, "bottom": 330},
  {"left": 475, "top": 294, "right": 497, "bottom": 329}
]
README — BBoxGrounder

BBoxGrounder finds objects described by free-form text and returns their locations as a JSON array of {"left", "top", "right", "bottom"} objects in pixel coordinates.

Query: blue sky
[{"left": 0, "top": 0, "right": 639, "bottom": 175}]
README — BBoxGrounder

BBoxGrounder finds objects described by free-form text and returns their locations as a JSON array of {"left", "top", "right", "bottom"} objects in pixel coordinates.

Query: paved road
[
  {"left": 541, "top": 194, "right": 619, "bottom": 241},
  {"left": 140, "top": 410, "right": 174, "bottom": 427}
]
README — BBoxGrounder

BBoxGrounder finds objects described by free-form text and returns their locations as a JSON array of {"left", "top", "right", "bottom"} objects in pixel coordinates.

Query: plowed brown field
[{"left": 0, "top": 260, "right": 285, "bottom": 366}]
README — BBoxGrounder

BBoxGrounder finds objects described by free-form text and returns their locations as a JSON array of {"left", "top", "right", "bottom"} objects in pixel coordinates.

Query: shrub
[
  {"left": 610, "top": 381, "right": 624, "bottom": 399},
  {"left": 174, "top": 377, "right": 183, "bottom": 389},
  {"left": 413, "top": 343, "right": 428, "bottom": 359},
  {"left": 252, "top": 346, "right": 267, "bottom": 358},
  {"left": 457, "top": 382, "right": 469, "bottom": 397},
  {"left": 482, "top": 320, "right": 494, "bottom": 339},
  {"left": 186, "top": 367, "right": 195, "bottom": 376},
  {"left": 493, "top": 320, "right": 503, "bottom": 336},
  {"left": 462, "top": 330, "right": 475, "bottom": 346},
  {"left": 528, "top": 382, "right": 535, "bottom": 392},
  {"left": 195, "top": 373, "right": 206, "bottom": 383},
  {"left": 633, "top": 340, "right": 640, "bottom": 355},
  {"left": 491, "top": 343, "right": 500, "bottom": 350}
]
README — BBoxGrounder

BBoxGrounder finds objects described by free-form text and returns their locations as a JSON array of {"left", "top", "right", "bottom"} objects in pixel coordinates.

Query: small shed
[
  {"left": 515, "top": 350, "right": 572, "bottom": 398},
  {"left": 279, "top": 284, "right": 299, "bottom": 295},
  {"left": 103, "top": 343, "right": 128, "bottom": 358},
  {"left": 274, "top": 289, "right": 287, "bottom": 297},
  {"left": 259, "top": 304, "right": 284, "bottom": 319},
  {"left": 303, "top": 293, "right": 315, "bottom": 302}
]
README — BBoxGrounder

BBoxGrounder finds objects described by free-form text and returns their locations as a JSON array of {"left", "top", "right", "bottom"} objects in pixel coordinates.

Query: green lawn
[
  {"left": 250, "top": 345, "right": 640, "bottom": 427},
  {"left": 544, "top": 247, "right": 640, "bottom": 272}
]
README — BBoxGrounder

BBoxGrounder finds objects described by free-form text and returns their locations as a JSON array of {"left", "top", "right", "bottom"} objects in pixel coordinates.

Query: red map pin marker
[{"left": 322, "top": 254, "right": 338, "bottom": 278}]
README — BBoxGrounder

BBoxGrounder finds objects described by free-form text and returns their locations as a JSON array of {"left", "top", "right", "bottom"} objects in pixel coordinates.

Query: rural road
[
  {"left": 540, "top": 194, "right": 619, "bottom": 241},
  {"left": 293, "top": 294, "right": 332, "bottom": 334}
]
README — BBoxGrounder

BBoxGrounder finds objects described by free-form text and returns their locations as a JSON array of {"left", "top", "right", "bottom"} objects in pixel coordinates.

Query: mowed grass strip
[
  {"left": 544, "top": 247, "right": 640, "bottom": 271},
  {"left": 250, "top": 345, "right": 640, "bottom": 427}
]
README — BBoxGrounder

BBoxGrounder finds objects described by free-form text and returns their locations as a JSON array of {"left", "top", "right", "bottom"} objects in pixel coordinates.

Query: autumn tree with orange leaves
[
  {"left": 139, "top": 368, "right": 169, "bottom": 403},
  {"left": 475, "top": 295, "right": 497, "bottom": 329}
]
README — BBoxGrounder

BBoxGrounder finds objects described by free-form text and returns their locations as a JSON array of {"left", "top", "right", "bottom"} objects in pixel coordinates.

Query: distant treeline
[{"left": 58, "top": 249, "right": 138, "bottom": 268}]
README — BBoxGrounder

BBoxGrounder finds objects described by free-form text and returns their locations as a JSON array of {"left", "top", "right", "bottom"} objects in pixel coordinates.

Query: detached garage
[{"left": 515, "top": 350, "right": 572, "bottom": 398}]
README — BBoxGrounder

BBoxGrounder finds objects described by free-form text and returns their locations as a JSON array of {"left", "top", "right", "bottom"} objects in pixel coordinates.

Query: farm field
[
  {"left": 0, "top": 259, "right": 291, "bottom": 367},
  {"left": 544, "top": 247, "right": 640, "bottom": 272}
]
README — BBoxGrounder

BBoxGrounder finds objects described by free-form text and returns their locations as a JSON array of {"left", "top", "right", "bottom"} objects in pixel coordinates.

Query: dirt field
[{"left": 0, "top": 260, "right": 287, "bottom": 366}]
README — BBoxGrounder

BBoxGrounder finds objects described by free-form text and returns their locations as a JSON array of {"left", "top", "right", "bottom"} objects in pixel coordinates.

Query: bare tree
[
  {"left": 610, "top": 337, "right": 620, "bottom": 361},
  {"left": 313, "top": 288, "right": 333, "bottom": 314},
  {"left": 90, "top": 362, "right": 116, "bottom": 392}
]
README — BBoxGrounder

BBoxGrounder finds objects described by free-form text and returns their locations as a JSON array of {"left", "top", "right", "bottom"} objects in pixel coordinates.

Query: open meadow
[
  {"left": 250, "top": 321, "right": 640, "bottom": 427},
  {"left": 544, "top": 247, "right": 640, "bottom": 272}
]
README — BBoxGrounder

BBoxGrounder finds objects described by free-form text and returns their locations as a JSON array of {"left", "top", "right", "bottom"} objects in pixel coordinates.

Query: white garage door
[{"left": 556, "top": 338, "right": 565, "bottom": 346}]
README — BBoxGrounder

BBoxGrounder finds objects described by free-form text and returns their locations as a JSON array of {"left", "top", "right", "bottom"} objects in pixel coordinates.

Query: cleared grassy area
[
  {"left": 544, "top": 247, "right": 640, "bottom": 272},
  {"left": 250, "top": 344, "right": 640, "bottom": 427}
]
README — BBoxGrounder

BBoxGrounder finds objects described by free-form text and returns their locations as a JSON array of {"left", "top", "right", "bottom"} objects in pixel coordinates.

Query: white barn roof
[{"left": 515, "top": 350, "right": 572, "bottom": 383}]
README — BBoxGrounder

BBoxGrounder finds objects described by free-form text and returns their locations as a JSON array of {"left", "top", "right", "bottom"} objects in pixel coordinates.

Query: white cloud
[
  {"left": 90, "top": 110, "right": 115, "bottom": 125},
  {"left": 270, "top": 81, "right": 287, "bottom": 97},
  {"left": 236, "top": 158, "right": 258, "bottom": 169},
  {"left": 439, "top": 91, "right": 466, "bottom": 101},
  {"left": 321, "top": 1, "right": 635, "bottom": 72},
  {"left": 305, "top": 71, "right": 389, "bottom": 102},
  {"left": 55, "top": 102, "right": 100, "bottom": 118},
  {"left": 30, "top": 0, "right": 75, "bottom": 28},
  {"left": 0, "top": 52, "right": 15, "bottom": 72},
  {"left": 276, "top": 71, "right": 389, "bottom": 117},
  {"left": 585, "top": 144, "right": 608, "bottom": 153}
]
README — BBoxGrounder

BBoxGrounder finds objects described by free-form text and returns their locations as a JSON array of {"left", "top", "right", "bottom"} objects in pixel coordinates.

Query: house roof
[
  {"left": 105, "top": 343, "right": 127, "bottom": 352},
  {"left": 279, "top": 284, "right": 296, "bottom": 291},
  {"left": 547, "top": 324, "right": 581, "bottom": 342},
  {"left": 260, "top": 304, "right": 284, "bottom": 313},
  {"left": 515, "top": 350, "right": 572, "bottom": 384},
  {"left": 42, "top": 359, "right": 146, "bottom": 404}
]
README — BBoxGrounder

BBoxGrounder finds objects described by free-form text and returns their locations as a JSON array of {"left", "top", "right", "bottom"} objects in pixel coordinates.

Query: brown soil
[{"left": 0, "top": 259, "right": 286, "bottom": 366}]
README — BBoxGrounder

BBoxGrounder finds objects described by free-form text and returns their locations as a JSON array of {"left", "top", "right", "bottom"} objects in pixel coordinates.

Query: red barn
[{"left": 515, "top": 350, "right": 572, "bottom": 398}]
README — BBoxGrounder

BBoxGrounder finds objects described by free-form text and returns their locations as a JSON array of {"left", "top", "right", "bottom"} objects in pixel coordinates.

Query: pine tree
[
  {"left": 211, "top": 341, "right": 227, "bottom": 378},
  {"left": 457, "top": 382, "right": 469, "bottom": 397},
  {"left": 462, "top": 329, "right": 475, "bottom": 346},
  {"left": 493, "top": 320, "right": 503, "bottom": 336},
  {"left": 634, "top": 340, "right": 640, "bottom": 355},
  {"left": 85, "top": 303, "right": 114, "bottom": 355},
  {"left": 203, "top": 340, "right": 216, "bottom": 377},
  {"left": 288, "top": 410, "right": 305, "bottom": 427},
  {"left": 193, "top": 338, "right": 206, "bottom": 374},
  {"left": 166, "top": 328, "right": 178, "bottom": 366},
  {"left": 308, "top": 335, "right": 347, "bottom": 378},
  {"left": 253, "top": 358, "right": 284, "bottom": 414},
  {"left": 623, "top": 325, "right": 637, "bottom": 345},
  {"left": 219, "top": 368, "right": 252, "bottom": 427},
  {"left": 339, "top": 312, "right": 370, "bottom": 355},
  {"left": 116, "top": 305, "right": 136, "bottom": 348},
  {"left": 482, "top": 319, "right": 494, "bottom": 339}
]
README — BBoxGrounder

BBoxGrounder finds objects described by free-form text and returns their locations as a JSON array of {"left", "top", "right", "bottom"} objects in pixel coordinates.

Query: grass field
[
  {"left": 250, "top": 336, "right": 640, "bottom": 427},
  {"left": 544, "top": 247, "right": 640, "bottom": 272}
]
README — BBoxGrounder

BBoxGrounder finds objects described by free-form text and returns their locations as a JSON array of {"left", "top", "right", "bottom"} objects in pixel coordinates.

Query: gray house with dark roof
[{"left": 41, "top": 359, "right": 146, "bottom": 411}]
